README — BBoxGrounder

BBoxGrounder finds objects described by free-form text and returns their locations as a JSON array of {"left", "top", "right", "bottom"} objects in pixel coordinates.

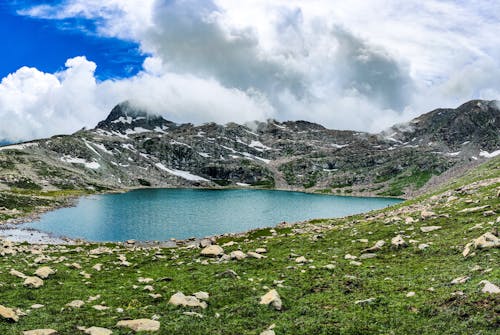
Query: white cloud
[{"left": 1, "top": 0, "right": 499, "bottom": 141}]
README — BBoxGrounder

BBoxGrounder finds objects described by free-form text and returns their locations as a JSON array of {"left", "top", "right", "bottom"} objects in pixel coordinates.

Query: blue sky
[
  {"left": 0, "top": 1, "right": 145, "bottom": 80},
  {"left": 0, "top": 0, "right": 499, "bottom": 142}
]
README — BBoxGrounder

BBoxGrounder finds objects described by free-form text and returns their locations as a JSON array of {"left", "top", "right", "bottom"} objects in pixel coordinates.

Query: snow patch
[
  {"left": 249, "top": 140, "right": 272, "bottom": 151},
  {"left": 0, "top": 142, "right": 38, "bottom": 151},
  {"left": 198, "top": 152, "right": 210, "bottom": 158},
  {"left": 331, "top": 143, "right": 349, "bottom": 149},
  {"left": 236, "top": 182, "right": 250, "bottom": 186},
  {"left": 155, "top": 163, "right": 208, "bottom": 181},
  {"left": 479, "top": 149, "right": 500, "bottom": 158},
  {"left": 60, "top": 156, "right": 100, "bottom": 169}
]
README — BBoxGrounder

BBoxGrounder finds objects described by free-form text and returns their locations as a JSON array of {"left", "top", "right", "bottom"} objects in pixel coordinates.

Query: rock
[
  {"left": 168, "top": 292, "right": 207, "bottom": 309},
  {"left": 473, "top": 232, "right": 500, "bottom": 249},
  {"left": 22, "top": 330, "right": 57, "bottom": 335},
  {"left": 229, "top": 250, "right": 247, "bottom": 260},
  {"left": 138, "top": 277, "right": 154, "bottom": 283},
  {"left": 362, "top": 240, "right": 385, "bottom": 253},
  {"left": 200, "top": 245, "right": 224, "bottom": 257},
  {"left": 260, "top": 331, "right": 276, "bottom": 335},
  {"left": 420, "top": 226, "right": 442, "bottom": 233},
  {"left": 483, "top": 210, "right": 496, "bottom": 217},
  {"left": 391, "top": 235, "right": 407, "bottom": 248},
  {"left": 406, "top": 292, "right": 415, "bottom": 297},
  {"left": 359, "top": 253, "right": 377, "bottom": 259},
  {"left": 92, "top": 305, "right": 110, "bottom": 311},
  {"left": 295, "top": 256, "right": 308, "bottom": 263},
  {"left": 92, "top": 264, "right": 103, "bottom": 271},
  {"left": 9, "top": 269, "right": 27, "bottom": 279},
  {"left": 421, "top": 210, "right": 436, "bottom": 220},
  {"left": 451, "top": 276, "right": 470, "bottom": 285},
  {"left": 31, "top": 304, "right": 44, "bottom": 309},
  {"left": 344, "top": 254, "right": 357, "bottom": 260},
  {"left": 82, "top": 327, "right": 113, "bottom": 335},
  {"left": 350, "top": 261, "right": 362, "bottom": 266},
  {"left": 0, "top": 304, "right": 18, "bottom": 322},
  {"left": 24, "top": 276, "right": 44, "bottom": 288},
  {"left": 418, "top": 243, "right": 430, "bottom": 250},
  {"left": 116, "top": 319, "right": 160, "bottom": 332},
  {"left": 66, "top": 300, "right": 85, "bottom": 308},
  {"left": 193, "top": 291, "right": 209, "bottom": 301},
  {"left": 354, "top": 298, "right": 375, "bottom": 305},
  {"left": 459, "top": 205, "right": 490, "bottom": 213},
  {"left": 217, "top": 269, "right": 239, "bottom": 278},
  {"left": 479, "top": 280, "right": 500, "bottom": 294},
  {"left": 34, "top": 266, "right": 55, "bottom": 279},
  {"left": 182, "top": 311, "right": 203, "bottom": 318},
  {"left": 463, "top": 243, "right": 473, "bottom": 257},
  {"left": 200, "top": 239, "right": 212, "bottom": 248},
  {"left": 260, "top": 289, "right": 282, "bottom": 311},
  {"left": 247, "top": 251, "right": 266, "bottom": 259},
  {"left": 255, "top": 248, "right": 267, "bottom": 254}
]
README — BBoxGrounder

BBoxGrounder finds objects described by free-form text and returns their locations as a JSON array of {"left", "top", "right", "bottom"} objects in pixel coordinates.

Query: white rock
[
  {"left": 479, "top": 280, "right": 500, "bottom": 294},
  {"left": 168, "top": 292, "right": 207, "bottom": 309},
  {"left": 24, "top": 276, "right": 44, "bottom": 288},
  {"left": 193, "top": 291, "right": 209, "bottom": 301},
  {"left": 295, "top": 256, "right": 308, "bottom": 263},
  {"left": 22, "top": 330, "right": 57, "bottom": 335},
  {"left": 200, "top": 245, "right": 224, "bottom": 257},
  {"left": 116, "top": 319, "right": 160, "bottom": 332},
  {"left": 259, "top": 289, "right": 282, "bottom": 311},
  {"left": 451, "top": 276, "right": 470, "bottom": 285},
  {"left": 229, "top": 250, "right": 247, "bottom": 260},
  {"left": 83, "top": 327, "right": 113, "bottom": 335},
  {"left": 34, "top": 266, "right": 55, "bottom": 279},
  {"left": 66, "top": 300, "right": 85, "bottom": 308},
  {"left": 0, "top": 304, "right": 18, "bottom": 322},
  {"left": 391, "top": 235, "right": 407, "bottom": 248},
  {"left": 420, "top": 226, "right": 442, "bottom": 233}
]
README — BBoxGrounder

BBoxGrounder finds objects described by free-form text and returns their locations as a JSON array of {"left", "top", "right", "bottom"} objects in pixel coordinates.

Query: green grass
[
  {"left": 0, "top": 157, "right": 499, "bottom": 334},
  {"left": 378, "top": 169, "right": 435, "bottom": 196}
]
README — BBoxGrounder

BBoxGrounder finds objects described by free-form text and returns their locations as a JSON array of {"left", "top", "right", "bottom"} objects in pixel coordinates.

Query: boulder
[
  {"left": 82, "top": 327, "right": 113, "bottom": 335},
  {"left": 479, "top": 280, "right": 500, "bottom": 294},
  {"left": 473, "top": 232, "right": 500, "bottom": 249},
  {"left": 0, "top": 304, "right": 18, "bottom": 322},
  {"left": 229, "top": 250, "right": 247, "bottom": 260},
  {"left": 116, "top": 319, "right": 160, "bottom": 332},
  {"left": 24, "top": 276, "right": 44, "bottom": 288},
  {"left": 200, "top": 245, "right": 224, "bottom": 257},
  {"left": 362, "top": 240, "right": 385, "bottom": 253},
  {"left": 22, "top": 330, "right": 57, "bottom": 335},
  {"left": 34, "top": 266, "right": 55, "bottom": 279},
  {"left": 168, "top": 292, "right": 207, "bottom": 309},
  {"left": 260, "top": 289, "right": 282, "bottom": 311},
  {"left": 66, "top": 300, "right": 85, "bottom": 308},
  {"left": 391, "top": 235, "right": 407, "bottom": 248},
  {"left": 420, "top": 226, "right": 442, "bottom": 233}
]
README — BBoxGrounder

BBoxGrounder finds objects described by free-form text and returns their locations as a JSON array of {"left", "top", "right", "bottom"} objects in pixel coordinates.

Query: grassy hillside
[{"left": 0, "top": 157, "right": 498, "bottom": 334}]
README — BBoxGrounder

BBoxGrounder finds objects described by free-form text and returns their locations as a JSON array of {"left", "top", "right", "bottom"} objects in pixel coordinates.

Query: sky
[{"left": 1, "top": 0, "right": 500, "bottom": 142}]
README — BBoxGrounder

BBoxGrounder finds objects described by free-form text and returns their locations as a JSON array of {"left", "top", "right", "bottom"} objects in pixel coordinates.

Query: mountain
[{"left": 0, "top": 100, "right": 498, "bottom": 197}]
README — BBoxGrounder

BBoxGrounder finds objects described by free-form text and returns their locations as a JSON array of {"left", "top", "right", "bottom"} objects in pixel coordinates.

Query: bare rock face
[{"left": 116, "top": 319, "right": 160, "bottom": 332}]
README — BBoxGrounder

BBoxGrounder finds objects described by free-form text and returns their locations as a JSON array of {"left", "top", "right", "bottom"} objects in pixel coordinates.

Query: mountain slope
[{"left": 0, "top": 99, "right": 498, "bottom": 221}]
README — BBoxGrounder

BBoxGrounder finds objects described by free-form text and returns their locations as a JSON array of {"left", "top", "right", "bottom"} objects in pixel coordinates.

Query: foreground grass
[{"left": 0, "top": 158, "right": 499, "bottom": 334}]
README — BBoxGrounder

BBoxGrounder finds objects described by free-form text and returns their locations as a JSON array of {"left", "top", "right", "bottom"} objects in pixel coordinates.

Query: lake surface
[{"left": 21, "top": 189, "right": 401, "bottom": 242}]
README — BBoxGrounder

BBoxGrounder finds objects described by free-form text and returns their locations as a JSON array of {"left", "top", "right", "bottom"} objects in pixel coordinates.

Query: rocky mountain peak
[{"left": 95, "top": 101, "right": 176, "bottom": 134}]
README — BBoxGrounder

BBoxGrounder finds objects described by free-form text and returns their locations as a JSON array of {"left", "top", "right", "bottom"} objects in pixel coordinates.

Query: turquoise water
[{"left": 22, "top": 189, "right": 401, "bottom": 242}]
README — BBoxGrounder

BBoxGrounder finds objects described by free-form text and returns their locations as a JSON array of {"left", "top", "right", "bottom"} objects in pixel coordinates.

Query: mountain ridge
[{"left": 0, "top": 99, "right": 498, "bottom": 203}]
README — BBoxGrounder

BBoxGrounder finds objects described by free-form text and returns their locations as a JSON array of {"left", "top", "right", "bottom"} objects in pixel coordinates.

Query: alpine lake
[{"left": 20, "top": 189, "right": 402, "bottom": 242}]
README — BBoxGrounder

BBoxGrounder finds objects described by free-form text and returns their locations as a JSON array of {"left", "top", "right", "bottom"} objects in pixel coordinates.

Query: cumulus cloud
[{"left": 1, "top": 0, "right": 500, "bottom": 141}]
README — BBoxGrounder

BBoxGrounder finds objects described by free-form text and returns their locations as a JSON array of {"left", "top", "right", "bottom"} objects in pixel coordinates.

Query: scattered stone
[
  {"left": 463, "top": 243, "right": 473, "bottom": 257},
  {"left": 168, "top": 292, "right": 207, "bottom": 309},
  {"left": 82, "top": 326, "right": 113, "bottom": 335},
  {"left": 116, "top": 319, "right": 160, "bottom": 332},
  {"left": 0, "top": 304, "right": 18, "bottom": 322},
  {"left": 247, "top": 251, "right": 266, "bottom": 259},
  {"left": 34, "top": 266, "right": 55, "bottom": 279},
  {"left": 200, "top": 239, "right": 212, "bottom": 248},
  {"left": 193, "top": 292, "right": 209, "bottom": 301},
  {"left": 260, "top": 330, "right": 275, "bottom": 335},
  {"left": 182, "top": 311, "right": 203, "bottom": 318},
  {"left": 418, "top": 243, "right": 430, "bottom": 250},
  {"left": 9, "top": 269, "right": 27, "bottom": 279},
  {"left": 255, "top": 248, "right": 267, "bottom": 254},
  {"left": 92, "top": 305, "right": 110, "bottom": 311},
  {"left": 359, "top": 253, "right": 376, "bottom": 259},
  {"left": 22, "top": 330, "right": 57, "bottom": 335},
  {"left": 200, "top": 245, "right": 224, "bottom": 257},
  {"left": 483, "top": 210, "right": 496, "bottom": 217},
  {"left": 138, "top": 277, "right": 154, "bottom": 284},
  {"left": 24, "top": 276, "right": 44, "bottom": 288},
  {"left": 229, "top": 250, "right": 247, "bottom": 260},
  {"left": 473, "top": 232, "right": 500, "bottom": 249},
  {"left": 420, "top": 226, "right": 442, "bottom": 233},
  {"left": 92, "top": 264, "right": 103, "bottom": 271},
  {"left": 295, "top": 256, "right": 308, "bottom": 263},
  {"left": 451, "top": 276, "right": 470, "bottom": 285},
  {"left": 30, "top": 304, "right": 44, "bottom": 309},
  {"left": 391, "top": 235, "right": 407, "bottom": 248},
  {"left": 405, "top": 217, "right": 416, "bottom": 224},
  {"left": 350, "top": 261, "right": 362, "bottom": 266},
  {"left": 222, "top": 241, "right": 237, "bottom": 247},
  {"left": 66, "top": 300, "right": 85, "bottom": 308},
  {"left": 323, "top": 264, "right": 336, "bottom": 270},
  {"left": 406, "top": 292, "right": 415, "bottom": 297},
  {"left": 421, "top": 210, "right": 436, "bottom": 220},
  {"left": 459, "top": 205, "right": 490, "bottom": 213},
  {"left": 344, "top": 254, "right": 357, "bottom": 260},
  {"left": 362, "top": 240, "right": 385, "bottom": 253},
  {"left": 479, "top": 280, "right": 500, "bottom": 294},
  {"left": 259, "top": 289, "right": 282, "bottom": 311},
  {"left": 217, "top": 269, "right": 239, "bottom": 278}
]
